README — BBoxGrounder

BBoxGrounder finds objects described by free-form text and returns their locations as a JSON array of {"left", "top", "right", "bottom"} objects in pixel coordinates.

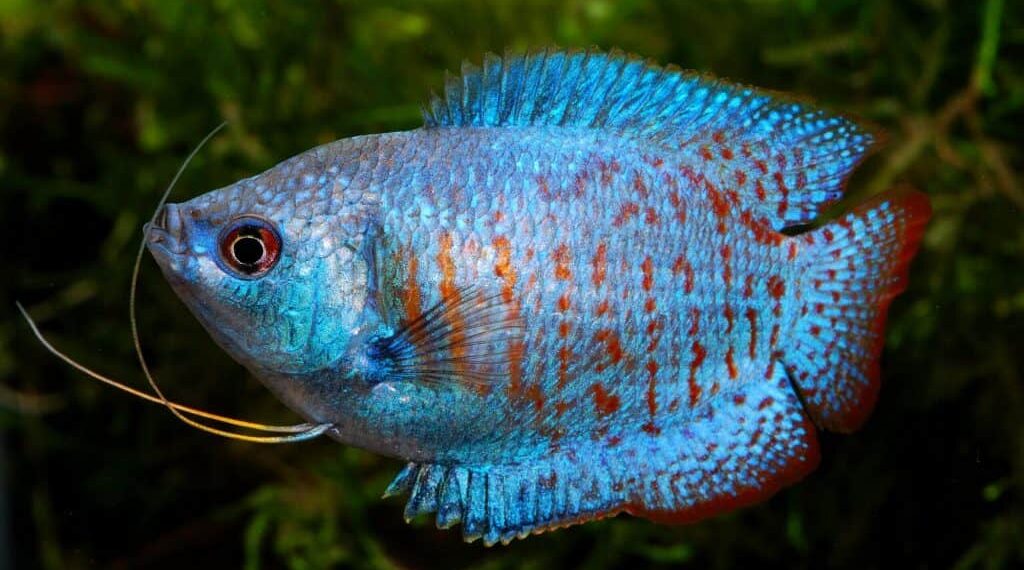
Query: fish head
[{"left": 145, "top": 148, "right": 379, "bottom": 379}]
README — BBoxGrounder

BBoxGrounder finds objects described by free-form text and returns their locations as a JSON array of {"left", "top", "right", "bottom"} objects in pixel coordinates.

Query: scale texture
[{"left": 146, "top": 49, "right": 931, "bottom": 545}]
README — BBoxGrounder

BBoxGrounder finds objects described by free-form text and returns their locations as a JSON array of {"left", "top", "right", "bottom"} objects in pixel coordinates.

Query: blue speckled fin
[
  {"left": 786, "top": 188, "right": 930, "bottom": 432},
  {"left": 423, "top": 48, "right": 877, "bottom": 229},
  {"left": 625, "top": 365, "right": 819, "bottom": 525},
  {"left": 384, "top": 369, "right": 819, "bottom": 545},
  {"left": 383, "top": 459, "right": 628, "bottom": 546}
]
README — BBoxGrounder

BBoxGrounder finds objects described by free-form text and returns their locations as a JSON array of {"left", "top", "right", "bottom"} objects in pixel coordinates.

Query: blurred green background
[{"left": 2, "top": 0, "right": 1022, "bottom": 568}]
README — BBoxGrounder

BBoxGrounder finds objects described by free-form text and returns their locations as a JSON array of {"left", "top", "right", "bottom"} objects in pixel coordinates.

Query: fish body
[{"left": 145, "top": 50, "right": 930, "bottom": 544}]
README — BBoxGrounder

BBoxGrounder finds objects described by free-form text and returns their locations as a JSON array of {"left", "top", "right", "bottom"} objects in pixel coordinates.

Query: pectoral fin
[{"left": 371, "top": 286, "right": 525, "bottom": 389}]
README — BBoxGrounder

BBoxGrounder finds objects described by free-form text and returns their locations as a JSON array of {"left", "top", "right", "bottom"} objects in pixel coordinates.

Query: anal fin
[
  {"left": 384, "top": 365, "right": 819, "bottom": 544},
  {"left": 384, "top": 457, "right": 628, "bottom": 545},
  {"left": 627, "top": 365, "right": 819, "bottom": 523}
]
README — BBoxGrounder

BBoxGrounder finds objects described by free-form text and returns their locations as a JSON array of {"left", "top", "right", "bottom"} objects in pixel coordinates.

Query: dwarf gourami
[{"left": 23, "top": 49, "right": 931, "bottom": 545}]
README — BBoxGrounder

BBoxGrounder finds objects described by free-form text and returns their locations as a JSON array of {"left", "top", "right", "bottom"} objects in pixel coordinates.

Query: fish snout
[
  {"left": 150, "top": 203, "right": 182, "bottom": 232},
  {"left": 145, "top": 204, "right": 187, "bottom": 257}
]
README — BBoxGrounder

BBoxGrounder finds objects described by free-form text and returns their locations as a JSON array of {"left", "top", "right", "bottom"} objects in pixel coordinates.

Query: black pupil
[{"left": 232, "top": 235, "right": 265, "bottom": 266}]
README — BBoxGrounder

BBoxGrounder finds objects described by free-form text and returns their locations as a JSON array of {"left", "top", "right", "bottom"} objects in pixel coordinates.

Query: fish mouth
[{"left": 144, "top": 204, "right": 188, "bottom": 269}]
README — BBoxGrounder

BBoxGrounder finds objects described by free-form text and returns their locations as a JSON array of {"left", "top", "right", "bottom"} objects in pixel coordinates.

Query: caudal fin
[{"left": 786, "top": 188, "right": 931, "bottom": 432}]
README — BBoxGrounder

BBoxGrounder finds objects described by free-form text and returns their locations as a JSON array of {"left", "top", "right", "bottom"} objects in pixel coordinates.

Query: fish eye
[{"left": 217, "top": 216, "right": 282, "bottom": 278}]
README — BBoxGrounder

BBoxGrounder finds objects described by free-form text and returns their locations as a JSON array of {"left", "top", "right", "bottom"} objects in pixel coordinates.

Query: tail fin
[{"left": 785, "top": 189, "right": 931, "bottom": 432}]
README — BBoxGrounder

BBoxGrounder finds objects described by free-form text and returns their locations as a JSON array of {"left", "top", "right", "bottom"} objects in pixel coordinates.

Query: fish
[{"left": 53, "top": 48, "right": 933, "bottom": 545}]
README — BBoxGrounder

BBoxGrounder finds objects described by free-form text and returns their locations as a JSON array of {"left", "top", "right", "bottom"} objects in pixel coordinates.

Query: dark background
[{"left": 2, "top": 1, "right": 1022, "bottom": 568}]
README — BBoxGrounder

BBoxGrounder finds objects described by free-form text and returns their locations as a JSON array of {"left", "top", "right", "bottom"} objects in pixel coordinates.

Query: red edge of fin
[
  {"left": 834, "top": 188, "right": 930, "bottom": 433},
  {"left": 800, "top": 188, "right": 930, "bottom": 433}
]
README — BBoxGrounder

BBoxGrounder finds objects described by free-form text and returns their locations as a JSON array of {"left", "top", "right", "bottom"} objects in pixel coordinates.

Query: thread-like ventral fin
[
  {"left": 370, "top": 286, "right": 524, "bottom": 389},
  {"left": 424, "top": 48, "right": 878, "bottom": 229}
]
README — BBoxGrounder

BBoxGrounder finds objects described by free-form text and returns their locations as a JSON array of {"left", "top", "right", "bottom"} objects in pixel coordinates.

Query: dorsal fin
[{"left": 422, "top": 48, "right": 878, "bottom": 228}]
